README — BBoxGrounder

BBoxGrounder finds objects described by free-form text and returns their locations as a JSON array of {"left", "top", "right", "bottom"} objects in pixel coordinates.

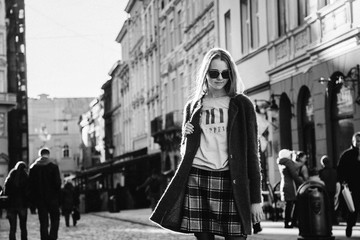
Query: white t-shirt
[{"left": 193, "top": 96, "right": 230, "bottom": 171}]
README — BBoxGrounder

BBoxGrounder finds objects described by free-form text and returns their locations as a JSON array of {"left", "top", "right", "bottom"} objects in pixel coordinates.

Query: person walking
[
  {"left": 60, "top": 181, "right": 78, "bottom": 227},
  {"left": 4, "top": 161, "right": 29, "bottom": 240},
  {"left": 337, "top": 132, "right": 360, "bottom": 237},
  {"left": 150, "top": 47, "right": 263, "bottom": 240},
  {"left": 294, "top": 151, "right": 309, "bottom": 182},
  {"left": 319, "top": 155, "right": 338, "bottom": 225},
  {"left": 136, "top": 169, "right": 163, "bottom": 211},
  {"left": 277, "top": 149, "right": 304, "bottom": 228},
  {"left": 29, "top": 148, "right": 61, "bottom": 240}
]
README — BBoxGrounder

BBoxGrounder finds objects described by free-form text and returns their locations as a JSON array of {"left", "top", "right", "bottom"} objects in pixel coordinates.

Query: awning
[
  {"left": 88, "top": 173, "right": 103, "bottom": 182},
  {"left": 75, "top": 151, "right": 161, "bottom": 180}
]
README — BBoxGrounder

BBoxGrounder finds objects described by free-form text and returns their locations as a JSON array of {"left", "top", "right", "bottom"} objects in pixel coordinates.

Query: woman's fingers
[{"left": 184, "top": 122, "right": 194, "bottom": 135}]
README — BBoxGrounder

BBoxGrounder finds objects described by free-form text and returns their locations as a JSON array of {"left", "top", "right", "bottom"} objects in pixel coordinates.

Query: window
[
  {"left": 177, "top": 10, "right": 183, "bottom": 44},
  {"left": 0, "top": 71, "right": 4, "bottom": 92},
  {"left": 251, "top": 0, "right": 259, "bottom": 48},
  {"left": 172, "top": 78, "right": 177, "bottom": 110},
  {"left": 162, "top": 27, "right": 166, "bottom": 55},
  {"left": 240, "top": 0, "right": 259, "bottom": 54},
  {"left": 225, "top": 11, "right": 231, "bottom": 52},
  {"left": 297, "top": 0, "right": 309, "bottom": 26},
  {"left": 164, "top": 83, "right": 169, "bottom": 113},
  {"left": 278, "top": 0, "right": 287, "bottom": 37},
  {"left": 63, "top": 144, "right": 70, "bottom": 158},
  {"left": 170, "top": 19, "right": 174, "bottom": 51},
  {"left": 0, "top": 33, "right": 4, "bottom": 55},
  {"left": 318, "top": 0, "right": 331, "bottom": 9},
  {"left": 0, "top": 113, "right": 5, "bottom": 136}
]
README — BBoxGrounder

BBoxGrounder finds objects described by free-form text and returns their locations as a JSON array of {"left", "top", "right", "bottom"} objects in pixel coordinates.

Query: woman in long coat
[
  {"left": 150, "top": 48, "right": 263, "bottom": 239},
  {"left": 277, "top": 149, "right": 304, "bottom": 228}
]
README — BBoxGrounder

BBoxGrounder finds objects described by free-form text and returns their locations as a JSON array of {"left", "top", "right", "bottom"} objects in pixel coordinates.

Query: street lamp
[
  {"left": 108, "top": 146, "right": 114, "bottom": 157},
  {"left": 319, "top": 64, "right": 360, "bottom": 104}
]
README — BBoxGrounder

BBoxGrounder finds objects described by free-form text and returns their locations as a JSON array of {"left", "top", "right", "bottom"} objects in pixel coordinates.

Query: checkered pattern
[{"left": 180, "top": 167, "right": 245, "bottom": 237}]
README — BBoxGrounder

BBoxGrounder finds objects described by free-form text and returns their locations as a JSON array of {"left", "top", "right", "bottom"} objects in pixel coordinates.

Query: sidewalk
[{"left": 93, "top": 208, "right": 360, "bottom": 240}]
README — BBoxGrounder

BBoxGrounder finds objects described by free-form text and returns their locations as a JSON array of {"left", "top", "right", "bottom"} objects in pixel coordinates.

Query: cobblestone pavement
[
  {"left": 0, "top": 211, "right": 194, "bottom": 240},
  {"left": 1, "top": 209, "right": 360, "bottom": 239}
]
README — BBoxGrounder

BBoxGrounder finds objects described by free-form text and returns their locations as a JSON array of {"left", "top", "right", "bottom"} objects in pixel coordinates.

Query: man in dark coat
[
  {"left": 29, "top": 148, "right": 61, "bottom": 240},
  {"left": 337, "top": 132, "right": 360, "bottom": 237}
]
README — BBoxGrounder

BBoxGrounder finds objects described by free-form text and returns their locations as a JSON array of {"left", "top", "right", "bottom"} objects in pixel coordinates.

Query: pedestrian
[
  {"left": 150, "top": 47, "right": 263, "bottom": 239},
  {"left": 319, "top": 155, "right": 338, "bottom": 225},
  {"left": 60, "top": 181, "right": 78, "bottom": 227},
  {"left": 29, "top": 148, "right": 61, "bottom": 240},
  {"left": 294, "top": 151, "right": 309, "bottom": 182},
  {"left": 337, "top": 132, "right": 360, "bottom": 237},
  {"left": 136, "top": 169, "right": 163, "bottom": 211},
  {"left": 277, "top": 149, "right": 304, "bottom": 228},
  {"left": 308, "top": 168, "right": 324, "bottom": 185},
  {"left": 4, "top": 161, "right": 29, "bottom": 240}
]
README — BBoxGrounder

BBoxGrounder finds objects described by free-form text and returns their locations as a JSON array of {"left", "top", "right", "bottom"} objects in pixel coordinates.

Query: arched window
[
  {"left": 63, "top": 144, "right": 70, "bottom": 158},
  {"left": 298, "top": 87, "right": 316, "bottom": 167},
  {"left": 328, "top": 71, "right": 354, "bottom": 166},
  {"left": 279, "top": 93, "right": 293, "bottom": 150}
]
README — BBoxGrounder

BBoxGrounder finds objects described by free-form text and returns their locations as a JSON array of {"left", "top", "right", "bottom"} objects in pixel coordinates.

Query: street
[
  {"left": 0, "top": 211, "right": 193, "bottom": 240},
  {"left": 0, "top": 208, "right": 360, "bottom": 240}
]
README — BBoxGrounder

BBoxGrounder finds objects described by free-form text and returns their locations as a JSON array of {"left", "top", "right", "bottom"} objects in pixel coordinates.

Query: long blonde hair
[{"left": 190, "top": 47, "right": 244, "bottom": 110}]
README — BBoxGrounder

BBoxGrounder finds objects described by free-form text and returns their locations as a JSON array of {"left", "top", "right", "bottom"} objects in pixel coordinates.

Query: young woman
[{"left": 150, "top": 48, "right": 263, "bottom": 240}]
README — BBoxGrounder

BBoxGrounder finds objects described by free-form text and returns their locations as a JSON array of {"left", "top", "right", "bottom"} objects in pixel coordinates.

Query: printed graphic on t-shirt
[{"left": 202, "top": 108, "right": 227, "bottom": 134}]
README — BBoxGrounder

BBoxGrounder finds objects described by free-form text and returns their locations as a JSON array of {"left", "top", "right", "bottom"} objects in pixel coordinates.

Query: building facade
[
  {"left": 216, "top": 0, "right": 360, "bottom": 187},
  {"left": 78, "top": 0, "right": 360, "bottom": 210},
  {"left": 28, "top": 94, "right": 93, "bottom": 181},
  {"left": 0, "top": 0, "right": 16, "bottom": 186},
  {"left": 0, "top": 0, "right": 26, "bottom": 186}
]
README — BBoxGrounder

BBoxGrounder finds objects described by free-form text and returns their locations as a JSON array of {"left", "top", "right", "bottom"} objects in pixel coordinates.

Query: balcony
[{"left": 0, "top": 92, "right": 17, "bottom": 108}]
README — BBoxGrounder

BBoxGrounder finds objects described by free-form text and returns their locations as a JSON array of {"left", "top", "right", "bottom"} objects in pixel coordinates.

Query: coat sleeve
[
  {"left": 52, "top": 164, "right": 62, "bottom": 191},
  {"left": 243, "top": 96, "right": 262, "bottom": 204},
  {"left": 285, "top": 160, "right": 304, "bottom": 186}
]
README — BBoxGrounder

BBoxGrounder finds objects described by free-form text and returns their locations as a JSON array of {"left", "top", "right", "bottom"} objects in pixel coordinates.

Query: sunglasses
[{"left": 208, "top": 69, "right": 231, "bottom": 79}]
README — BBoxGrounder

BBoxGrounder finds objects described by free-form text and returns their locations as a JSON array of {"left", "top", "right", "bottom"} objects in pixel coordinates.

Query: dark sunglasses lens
[
  {"left": 221, "top": 70, "right": 230, "bottom": 79},
  {"left": 208, "top": 70, "right": 219, "bottom": 78}
]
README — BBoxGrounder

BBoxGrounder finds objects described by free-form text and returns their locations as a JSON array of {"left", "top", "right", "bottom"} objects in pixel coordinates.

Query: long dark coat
[
  {"left": 150, "top": 94, "right": 262, "bottom": 235},
  {"left": 277, "top": 157, "right": 304, "bottom": 201}
]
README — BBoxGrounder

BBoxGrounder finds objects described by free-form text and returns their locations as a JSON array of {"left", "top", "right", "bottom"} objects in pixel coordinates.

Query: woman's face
[{"left": 206, "top": 58, "right": 230, "bottom": 93}]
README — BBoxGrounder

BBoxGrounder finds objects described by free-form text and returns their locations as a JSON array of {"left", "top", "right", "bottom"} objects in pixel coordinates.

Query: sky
[{"left": 25, "top": 0, "right": 129, "bottom": 98}]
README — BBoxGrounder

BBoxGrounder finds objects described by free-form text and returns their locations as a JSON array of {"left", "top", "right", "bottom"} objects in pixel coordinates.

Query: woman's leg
[
  {"left": 64, "top": 212, "right": 70, "bottom": 227},
  {"left": 194, "top": 232, "right": 215, "bottom": 240},
  {"left": 7, "top": 209, "right": 17, "bottom": 240},
  {"left": 284, "top": 200, "right": 294, "bottom": 228},
  {"left": 19, "top": 208, "right": 28, "bottom": 240}
]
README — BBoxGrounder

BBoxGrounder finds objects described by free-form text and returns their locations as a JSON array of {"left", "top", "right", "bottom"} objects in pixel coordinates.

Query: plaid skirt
[{"left": 180, "top": 167, "right": 245, "bottom": 237}]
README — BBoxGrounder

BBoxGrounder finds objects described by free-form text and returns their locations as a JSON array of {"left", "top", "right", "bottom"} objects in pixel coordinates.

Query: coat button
[
  {"left": 230, "top": 154, "right": 233, "bottom": 159},
  {"left": 233, "top": 180, "right": 236, "bottom": 184}
]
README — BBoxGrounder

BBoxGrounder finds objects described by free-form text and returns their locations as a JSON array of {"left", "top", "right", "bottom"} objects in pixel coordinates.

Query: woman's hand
[
  {"left": 183, "top": 121, "right": 194, "bottom": 136},
  {"left": 251, "top": 203, "right": 264, "bottom": 224}
]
